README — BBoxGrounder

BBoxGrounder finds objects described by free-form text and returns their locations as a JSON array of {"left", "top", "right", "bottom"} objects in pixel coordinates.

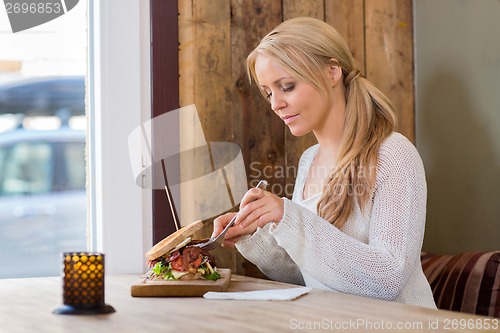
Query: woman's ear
[{"left": 327, "top": 58, "right": 343, "bottom": 87}]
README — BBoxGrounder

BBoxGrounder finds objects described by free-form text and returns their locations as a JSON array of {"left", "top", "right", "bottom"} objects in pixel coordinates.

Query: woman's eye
[{"left": 263, "top": 83, "right": 294, "bottom": 100}]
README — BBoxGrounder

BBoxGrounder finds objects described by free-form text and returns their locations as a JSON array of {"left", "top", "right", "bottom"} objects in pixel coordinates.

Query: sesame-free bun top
[{"left": 145, "top": 220, "right": 203, "bottom": 261}]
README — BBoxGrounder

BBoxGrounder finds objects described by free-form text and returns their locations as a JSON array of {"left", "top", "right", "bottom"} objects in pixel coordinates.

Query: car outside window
[
  {"left": 0, "top": 77, "right": 88, "bottom": 279},
  {"left": 0, "top": 142, "right": 53, "bottom": 196},
  {"left": 54, "top": 141, "right": 86, "bottom": 192}
]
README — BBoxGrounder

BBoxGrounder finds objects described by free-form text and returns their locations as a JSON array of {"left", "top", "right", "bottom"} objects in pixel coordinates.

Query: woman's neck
[
  {"left": 303, "top": 105, "right": 345, "bottom": 200},
  {"left": 313, "top": 112, "right": 345, "bottom": 162},
  {"left": 313, "top": 85, "right": 346, "bottom": 159}
]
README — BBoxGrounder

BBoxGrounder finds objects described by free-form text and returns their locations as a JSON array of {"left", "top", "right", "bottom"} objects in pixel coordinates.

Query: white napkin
[{"left": 203, "top": 287, "right": 312, "bottom": 301}]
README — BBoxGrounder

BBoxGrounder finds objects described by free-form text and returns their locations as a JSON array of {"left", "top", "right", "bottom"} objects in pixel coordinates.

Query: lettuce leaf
[
  {"left": 203, "top": 270, "right": 221, "bottom": 281},
  {"left": 152, "top": 261, "right": 221, "bottom": 281}
]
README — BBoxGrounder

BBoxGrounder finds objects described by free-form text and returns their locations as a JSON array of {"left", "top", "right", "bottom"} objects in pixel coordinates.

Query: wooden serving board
[{"left": 130, "top": 269, "right": 231, "bottom": 297}]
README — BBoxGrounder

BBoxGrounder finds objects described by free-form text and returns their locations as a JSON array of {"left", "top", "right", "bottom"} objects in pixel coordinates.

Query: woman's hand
[
  {"left": 211, "top": 212, "right": 258, "bottom": 248},
  {"left": 211, "top": 187, "right": 284, "bottom": 247},
  {"left": 234, "top": 187, "right": 284, "bottom": 229}
]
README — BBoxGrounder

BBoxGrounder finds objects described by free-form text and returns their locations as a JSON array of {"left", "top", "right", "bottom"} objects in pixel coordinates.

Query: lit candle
[{"left": 53, "top": 252, "right": 115, "bottom": 315}]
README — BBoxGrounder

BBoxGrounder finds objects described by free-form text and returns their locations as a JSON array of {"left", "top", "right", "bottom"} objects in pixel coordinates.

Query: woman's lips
[{"left": 282, "top": 114, "right": 299, "bottom": 125}]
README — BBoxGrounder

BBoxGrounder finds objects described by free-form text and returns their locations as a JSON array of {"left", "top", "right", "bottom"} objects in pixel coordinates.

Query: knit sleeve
[
  {"left": 234, "top": 144, "right": 318, "bottom": 285},
  {"left": 235, "top": 224, "right": 305, "bottom": 285},
  {"left": 270, "top": 134, "right": 427, "bottom": 300}
]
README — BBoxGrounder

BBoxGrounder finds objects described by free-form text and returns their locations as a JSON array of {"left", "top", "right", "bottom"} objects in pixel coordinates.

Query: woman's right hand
[{"left": 211, "top": 212, "right": 259, "bottom": 247}]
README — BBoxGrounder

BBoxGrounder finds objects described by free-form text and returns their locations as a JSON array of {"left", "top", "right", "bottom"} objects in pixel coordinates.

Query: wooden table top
[{"left": 0, "top": 274, "right": 497, "bottom": 332}]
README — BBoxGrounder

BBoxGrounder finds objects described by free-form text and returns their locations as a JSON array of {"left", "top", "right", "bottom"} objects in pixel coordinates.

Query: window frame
[
  {"left": 88, "top": 0, "right": 152, "bottom": 274},
  {"left": 149, "top": 0, "right": 180, "bottom": 244}
]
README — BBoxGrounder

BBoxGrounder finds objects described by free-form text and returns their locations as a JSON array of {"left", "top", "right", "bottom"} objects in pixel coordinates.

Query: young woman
[{"left": 212, "top": 17, "right": 436, "bottom": 308}]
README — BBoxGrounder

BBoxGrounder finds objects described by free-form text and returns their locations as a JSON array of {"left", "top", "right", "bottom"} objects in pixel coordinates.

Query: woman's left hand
[{"left": 234, "top": 187, "right": 284, "bottom": 229}]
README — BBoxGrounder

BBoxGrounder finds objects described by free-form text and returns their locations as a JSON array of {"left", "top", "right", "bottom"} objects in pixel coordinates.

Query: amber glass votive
[{"left": 53, "top": 252, "right": 115, "bottom": 315}]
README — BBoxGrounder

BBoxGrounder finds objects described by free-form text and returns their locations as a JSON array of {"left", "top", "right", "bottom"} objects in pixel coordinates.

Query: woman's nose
[{"left": 270, "top": 94, "right": 286, "bottom": 113}]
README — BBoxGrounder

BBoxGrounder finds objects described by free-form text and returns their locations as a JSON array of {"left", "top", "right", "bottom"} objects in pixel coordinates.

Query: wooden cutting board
[{"left": 130, "top": 269, "right": 231, "bottom": 297}]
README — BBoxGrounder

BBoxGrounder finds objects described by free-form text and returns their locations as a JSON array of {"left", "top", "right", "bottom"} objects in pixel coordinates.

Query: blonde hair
[{"left": 246, "top": 17, "right": 396, "bottom": 228}]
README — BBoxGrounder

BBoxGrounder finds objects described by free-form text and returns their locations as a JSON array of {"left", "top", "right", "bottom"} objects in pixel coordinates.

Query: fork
[{"left": 193, "top": 180, "right": 269, "bottom": 251}]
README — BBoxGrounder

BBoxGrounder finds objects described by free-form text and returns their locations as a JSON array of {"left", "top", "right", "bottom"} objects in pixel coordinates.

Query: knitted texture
[{"left": 236, "top": 132, "right": 436, "bottom": 308}]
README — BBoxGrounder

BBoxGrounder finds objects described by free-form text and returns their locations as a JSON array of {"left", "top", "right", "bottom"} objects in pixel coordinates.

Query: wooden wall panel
[
  {"left": 192, "top": 0, "right": 233, "bottom": 143},
  {"left": 325, "top": 0, "right": 365, "bottom": 74},
  {"left": 178, "top": 0, "right": 237, "bottom": 273},
  {"left": 283, "top": 0, "right": 324, "bottom": 20},
  {"left": 231, "top": 0, "right": 285, "bottom": 197},
  {"left": 229, "top": 0, "right": 283, "bottom": 277},
  {"left": 178, "top": 0, "right": 284, "bottom": 276},
  {"left": 365, "top": 0, "right": 415, "bottom": 142}
]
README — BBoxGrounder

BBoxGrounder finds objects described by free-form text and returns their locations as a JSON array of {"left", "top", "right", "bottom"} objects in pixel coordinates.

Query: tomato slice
[{"left": 170, "top": 256, "right": 184, "bottom": 271}]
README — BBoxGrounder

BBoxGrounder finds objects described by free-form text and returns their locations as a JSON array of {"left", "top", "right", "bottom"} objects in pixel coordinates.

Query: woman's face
[{"left": 254, "top": 55, "right": 336, "bottom": 137}]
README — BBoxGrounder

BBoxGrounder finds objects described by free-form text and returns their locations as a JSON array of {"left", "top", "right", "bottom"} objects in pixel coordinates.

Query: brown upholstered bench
[{"left": 421, "top": 251, "right": 500, "bottom": 318}]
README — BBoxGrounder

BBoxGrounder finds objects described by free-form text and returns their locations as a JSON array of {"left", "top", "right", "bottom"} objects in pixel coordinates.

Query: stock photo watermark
[
  {"left": 3, "top": 0, "right": 79, "bottom": 33},
  {"left": 249, "top": 161, "right": 377, "bottom": 197},
  {"left": 289, "top": 317, "right": 499, "bottom": 331}
]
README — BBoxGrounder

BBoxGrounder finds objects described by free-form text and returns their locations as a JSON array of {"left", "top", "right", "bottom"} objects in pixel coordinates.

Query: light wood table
[{"left": 0, "top": 274, "right": 497, "bottom": 332}]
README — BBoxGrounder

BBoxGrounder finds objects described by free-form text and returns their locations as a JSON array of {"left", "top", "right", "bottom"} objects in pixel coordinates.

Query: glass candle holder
[{"left": 53, "top": 252, "right": 115, "bottom": 315}]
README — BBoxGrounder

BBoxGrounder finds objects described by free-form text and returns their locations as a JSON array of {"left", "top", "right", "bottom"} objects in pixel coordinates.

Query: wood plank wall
[{"left": 178, "top": 0, "right": 414, "bottom": 276}]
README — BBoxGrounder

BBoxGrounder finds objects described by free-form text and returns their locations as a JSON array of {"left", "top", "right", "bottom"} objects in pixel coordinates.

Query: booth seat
[{"left": 421, "top": 251, "right": 500, "bottom": 318}]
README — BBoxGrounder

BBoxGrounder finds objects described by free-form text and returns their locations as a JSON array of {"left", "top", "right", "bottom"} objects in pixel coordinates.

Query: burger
[{"left": 145, "top": 220, "right": 221, "bottom": 281}]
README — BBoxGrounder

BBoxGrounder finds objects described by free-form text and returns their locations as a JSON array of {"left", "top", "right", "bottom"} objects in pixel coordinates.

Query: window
[
  {"left": 88, "top": 0, "right": 151, "bottom": 274},
  {"left": 0, "top": 2, "right": 88, "bottom": 278}
]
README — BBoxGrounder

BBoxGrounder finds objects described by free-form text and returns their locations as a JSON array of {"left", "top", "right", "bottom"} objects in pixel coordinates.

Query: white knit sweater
[{"left": 236, "top": 132, "right": 437, "bottom": 308}]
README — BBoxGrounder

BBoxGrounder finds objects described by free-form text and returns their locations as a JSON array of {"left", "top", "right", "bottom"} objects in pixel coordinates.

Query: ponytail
[{"left": 317, "top": 71, "right": 396, "bottom": 228}]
